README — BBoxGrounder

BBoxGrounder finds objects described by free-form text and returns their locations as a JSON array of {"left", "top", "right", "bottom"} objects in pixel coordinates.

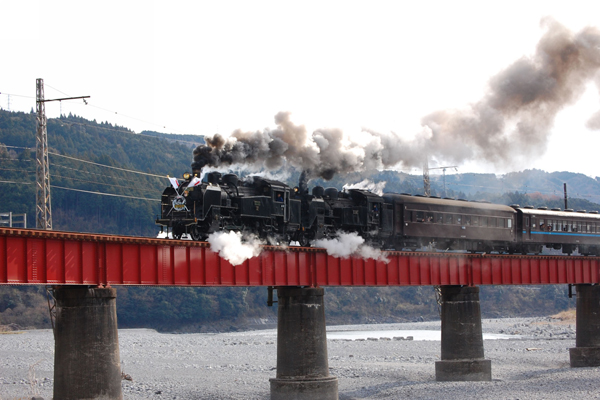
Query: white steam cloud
[
  {"left": 207, "top": 231, "right": 263, "bottom": 266},
  {"left": 343, "top": 179, "right": 387, "bottom": 196},
  {"left": 313, "top": 232, "right": 389, "bottom": 263}
]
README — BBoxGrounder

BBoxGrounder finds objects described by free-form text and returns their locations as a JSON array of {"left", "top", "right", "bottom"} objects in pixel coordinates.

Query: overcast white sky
[{"left": 1, "top": 0, "right": 599, "bottom": 178}]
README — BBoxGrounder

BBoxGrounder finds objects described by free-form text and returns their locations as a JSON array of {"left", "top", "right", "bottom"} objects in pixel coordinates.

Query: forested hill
[{"left": 0, "top": 109, "right": 203, "bottom": 235}]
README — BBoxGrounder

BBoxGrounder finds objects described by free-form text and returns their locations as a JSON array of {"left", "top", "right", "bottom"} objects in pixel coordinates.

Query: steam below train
[{"left": 156, "top": 172, "right": 600, "bottom": 255}]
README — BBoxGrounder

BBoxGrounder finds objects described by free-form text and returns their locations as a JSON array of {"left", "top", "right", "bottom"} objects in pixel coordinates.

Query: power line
[
  {"left": 0, "top": 90, "right": 193, "bottom": 136},
  {"left": 44, "top": 84, "right": 71, "bottom": 98},
  {"left": 55, "top": 119, "right": 203, "bottom": 147},
  {"left": 51, "top": 172, "right": 159, "bottom": 193},
  {"left": 0, "top": 178, "right": 160, "bottom": 200},
  {"left": 0, "top": 145, "right": 35, "bottom": 150},
  {"left": 51, "top": 162, "right": 157, "bottom": 185},
  {"left": 51, "top": 185, "right": 160, "bottom": 202},
  {"left": 40, "top": 83, "right": 187, "bottom": 134},
  {"left": 0, "top": 180, "right": 33, "bottom": 185},
  {"left": 0, "top": 157, "right": 33, "bottom": 162},
  {"left": 0, "top": 92, "right": 35, "bottom": 99},
  {"left": 48, "top": 152, "right": 167, "bottom": 179},
  {"left": 0, "top": 167, "right": 34, "bottom": 173}
]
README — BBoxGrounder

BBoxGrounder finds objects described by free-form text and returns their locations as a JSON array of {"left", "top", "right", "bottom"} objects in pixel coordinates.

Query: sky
[{"left": 1, "top": 0, "right": 600, "bottom": 179}]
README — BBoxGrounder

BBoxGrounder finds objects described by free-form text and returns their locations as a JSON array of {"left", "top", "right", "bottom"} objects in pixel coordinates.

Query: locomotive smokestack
[{"left": 299, "top": 170, "right": 311, "bottom": 195}]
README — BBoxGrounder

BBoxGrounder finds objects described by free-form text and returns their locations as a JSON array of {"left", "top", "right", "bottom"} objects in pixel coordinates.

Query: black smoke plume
[{"left": 192, "top": 19, "right": 600, "bottom": 179}]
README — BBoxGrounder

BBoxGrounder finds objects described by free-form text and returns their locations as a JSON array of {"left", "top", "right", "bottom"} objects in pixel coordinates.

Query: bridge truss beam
[{"left": 0, "top": 228, "right": 598, "bottom": 287}]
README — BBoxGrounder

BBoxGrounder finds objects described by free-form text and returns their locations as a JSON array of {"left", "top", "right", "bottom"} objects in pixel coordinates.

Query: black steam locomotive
[{"left": 156, "top": 172, "right": 600, "bottom": 255}]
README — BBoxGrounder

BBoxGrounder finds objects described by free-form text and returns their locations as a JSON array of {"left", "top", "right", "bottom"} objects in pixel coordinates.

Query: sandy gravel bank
[{"left": 2, "top": 316, "right": 599, "bottom": 400}]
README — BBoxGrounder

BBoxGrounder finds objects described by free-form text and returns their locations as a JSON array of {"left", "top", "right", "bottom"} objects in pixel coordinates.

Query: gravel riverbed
[{"left": 1, "top": 316, "right": 598, "bottom": 399}]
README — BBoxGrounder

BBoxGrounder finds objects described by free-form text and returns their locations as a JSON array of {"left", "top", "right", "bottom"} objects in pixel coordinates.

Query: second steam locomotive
[{"left": 156, "top": 172, "right": 600, "bottom": 256}]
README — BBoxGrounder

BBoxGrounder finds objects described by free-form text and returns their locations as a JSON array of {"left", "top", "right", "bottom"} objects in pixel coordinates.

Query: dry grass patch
[{"left": 550, "top": 309, "right": 576, "bottom": 324}]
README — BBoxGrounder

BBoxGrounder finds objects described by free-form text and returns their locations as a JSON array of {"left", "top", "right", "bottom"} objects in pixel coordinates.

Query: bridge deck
[{"left": 0, "top": 227, "right": 598, "bottom": 287}]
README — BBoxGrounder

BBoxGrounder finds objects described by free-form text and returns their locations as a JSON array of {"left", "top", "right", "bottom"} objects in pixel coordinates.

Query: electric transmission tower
[
  {"left": 36, "top": 79, "right": 51, "bottom": 229},
  {"left": 35, "top": 78, "right": 89, "bottom": 230},
  {"left": 423, "top": 159, "right": 431, "bottom": 197},
  {"left": 423, "top": 162, "right": 458, "bottom": 198}
]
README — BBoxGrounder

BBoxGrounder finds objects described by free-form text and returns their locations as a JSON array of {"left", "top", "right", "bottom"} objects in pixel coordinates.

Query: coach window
[
  {"left": 425, "top": 212, "right": 434, "bottom": 223},
  {"left": 481, "top": 217, "right": 488, "bottom": 227},
  {"left": 539, "top": 219, "right": 545, "bottom": 230},
  {"left": 436, "top": 213, "right": 444, "bottom": 224},
  {"left": 564, "top": 221, "right": 569, "bottom": 232},
  {"left": 507, "top": 219, "right": 512, "bottom": 228},
  {"left": 456, "top": 215, "right": 462, "bottom": 225},
  {"left": 588, "top": 223, "right": 593, "bottom": 233},
  {"left": 414, "top": 211, "right": 424, "bottom": 222},
  {"left": 445, "top": 214, "right": 453, "bottom": 224},
  {"left": 464, "top": 215, "right": 471, "bottom": 225},
  {"left": 472, "top": 216, "right": 479, "bottom": 226},
  {"left": 577, "top": 222, "right": 582, "bottom": 232}
]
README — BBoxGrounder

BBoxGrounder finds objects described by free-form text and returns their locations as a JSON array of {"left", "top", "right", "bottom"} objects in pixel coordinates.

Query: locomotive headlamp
[{"left": 183, "top": 172, "right": 191, "bottom": 180}]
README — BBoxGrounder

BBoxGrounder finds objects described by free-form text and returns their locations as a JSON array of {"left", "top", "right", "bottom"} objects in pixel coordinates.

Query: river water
[{"left": 326, "top": 329, "right": 521, "bottom": 341}]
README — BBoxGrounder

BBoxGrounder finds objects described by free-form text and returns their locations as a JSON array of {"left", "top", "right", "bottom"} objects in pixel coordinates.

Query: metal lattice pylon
[
  {"left": 36, "top": 78, "right": 52, "bottom": 230},
  {"left": 423, "top": 158, "right": 430, "bottom": 197}
]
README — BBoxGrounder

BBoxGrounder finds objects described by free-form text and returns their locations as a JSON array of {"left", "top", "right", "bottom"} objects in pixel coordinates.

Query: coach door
[{"left": 525, "top": 216, "right": 532, "bottom": 241}]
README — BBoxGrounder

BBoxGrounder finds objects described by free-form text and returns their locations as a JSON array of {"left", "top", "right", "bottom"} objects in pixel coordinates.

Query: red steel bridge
[{"left": 1, "top": 227, "right": 598, "bottom": 287}]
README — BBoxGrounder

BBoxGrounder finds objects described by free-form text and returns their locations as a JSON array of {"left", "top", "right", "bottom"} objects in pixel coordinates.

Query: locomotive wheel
[
  {"left": 298, "top": 236, "right": 309, "bottom": 247},
  {"left": 172, "top": 225, "right": 184, "bottom": 240},
  {"left": 190, "top": 225, "right": 202, "bottom": 241}
]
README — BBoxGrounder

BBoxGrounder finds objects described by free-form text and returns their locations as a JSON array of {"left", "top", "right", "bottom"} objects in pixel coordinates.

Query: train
[{"left": 156, "top": 171, "right": 600, "bottom": 256}]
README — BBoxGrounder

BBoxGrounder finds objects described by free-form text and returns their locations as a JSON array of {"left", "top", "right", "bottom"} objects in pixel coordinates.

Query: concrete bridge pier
[
  {"left": 570, "top": 284, "right": 600, "bottom": 367},
  {"left": 270, "top": 286, "right": 338, "bottom": 400},
  {"left": 435, "top": 285, "right": 492, "bottom": 381},
  {"left": 53, "top": 286, "right": 123, "bottom": 400}
]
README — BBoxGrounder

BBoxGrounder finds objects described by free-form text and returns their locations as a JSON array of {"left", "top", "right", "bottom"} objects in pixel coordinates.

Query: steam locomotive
[{"left": 156, "top": 172, "right": 600, "bottom": 255}]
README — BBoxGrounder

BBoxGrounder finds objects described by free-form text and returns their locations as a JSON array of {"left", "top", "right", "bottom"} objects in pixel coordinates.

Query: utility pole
[{"left": 35, "top": 78, "right": 89, "bottom": 230}]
